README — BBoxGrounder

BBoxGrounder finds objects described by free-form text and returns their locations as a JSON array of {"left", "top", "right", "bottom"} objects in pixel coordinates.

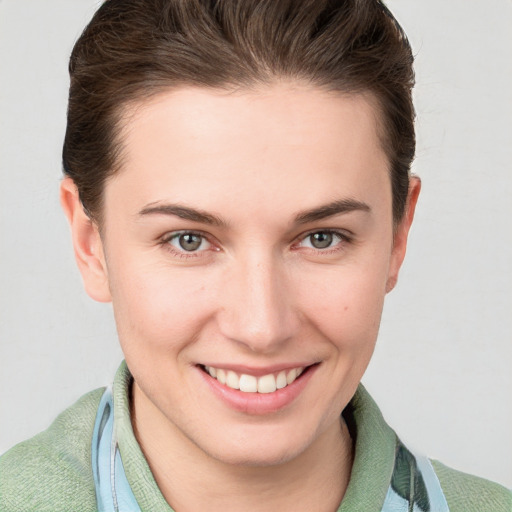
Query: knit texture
[
  {"left": 0, "top": 388, "right": 102, "bottom": 511},
  {"left": 1, "top": 361, "right": 510, "bottom": 511},
  {"left": 433, "top": 460, "right": 511, "bottom": 512}
]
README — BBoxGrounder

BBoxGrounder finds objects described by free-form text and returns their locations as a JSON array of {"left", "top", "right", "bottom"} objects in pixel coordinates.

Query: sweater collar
[{"left": 112, "top": 360, "right": 398, "bottom": 512}]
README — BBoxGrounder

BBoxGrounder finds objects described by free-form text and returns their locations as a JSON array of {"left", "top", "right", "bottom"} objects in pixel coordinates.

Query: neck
[{"left": 132, "top": 383, "right": 354, "bottom": 512}]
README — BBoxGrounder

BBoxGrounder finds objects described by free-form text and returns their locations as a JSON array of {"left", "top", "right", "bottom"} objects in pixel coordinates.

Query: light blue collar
[
  {"left": 381, "top": 442, "right": 450, "bottom": 512},
  {"left": 92, "top": 386, "right": 141, "bottom": 512}
]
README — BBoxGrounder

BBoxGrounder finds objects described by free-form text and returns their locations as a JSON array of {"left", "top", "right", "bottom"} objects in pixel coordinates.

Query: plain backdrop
[{"left": 1, "top": 0, "right": 511, "bottom": 488}]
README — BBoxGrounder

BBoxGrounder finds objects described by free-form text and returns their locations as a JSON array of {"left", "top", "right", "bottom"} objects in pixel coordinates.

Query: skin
[{"left": 61, "top": 83, "right": 420, "bottom": 511}]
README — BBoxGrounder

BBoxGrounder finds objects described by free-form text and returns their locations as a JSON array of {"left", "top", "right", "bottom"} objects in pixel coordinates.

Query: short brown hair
[{"left": 63, "top": 0, "right": 415, "bottom": 224}]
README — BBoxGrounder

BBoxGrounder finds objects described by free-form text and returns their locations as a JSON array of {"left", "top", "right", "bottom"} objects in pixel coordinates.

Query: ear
[
  {"left": 386, "top": 176, "right": 421, "bottom": 293},
  {"left": 60, "top": 177, "right": 112, "bottom": 302}
]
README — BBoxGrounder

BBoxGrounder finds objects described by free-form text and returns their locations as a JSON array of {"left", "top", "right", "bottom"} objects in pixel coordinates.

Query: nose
[{"left": 217, "top": 252, "right": 299, "bottom": 354}]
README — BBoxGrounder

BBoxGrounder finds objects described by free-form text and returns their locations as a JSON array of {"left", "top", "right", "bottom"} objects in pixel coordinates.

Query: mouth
[
  {"left": 199, "top": 364, "right": 314, "bottom": 394},
  {"left": 197, "top": 363, "right": 319, "bottom": 414}
]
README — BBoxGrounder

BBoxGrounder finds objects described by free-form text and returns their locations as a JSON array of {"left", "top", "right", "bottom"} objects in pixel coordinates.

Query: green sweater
[{"left": 1, "top": 362, "right": 510, "bottom": 511}]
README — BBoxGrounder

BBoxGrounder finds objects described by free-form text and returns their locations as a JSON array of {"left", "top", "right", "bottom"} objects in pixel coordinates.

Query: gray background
[{"left": 1, "top": 0, "right": 511, "bottom": 488}]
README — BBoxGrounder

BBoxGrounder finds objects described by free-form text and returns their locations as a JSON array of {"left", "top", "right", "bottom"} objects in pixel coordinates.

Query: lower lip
[{"left": 197, "top": 365, "right": 318, "bottom": 415}]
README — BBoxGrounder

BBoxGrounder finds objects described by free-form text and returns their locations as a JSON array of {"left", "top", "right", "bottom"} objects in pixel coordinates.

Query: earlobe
[
  {"left": 386, "top": 176, "right": 421, "bottom": 293},
  {"left": 60, "top": 177, "right": 112, "bottom": 303}
]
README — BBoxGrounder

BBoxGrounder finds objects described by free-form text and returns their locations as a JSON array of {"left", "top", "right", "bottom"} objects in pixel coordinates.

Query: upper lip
[{"left": 198, "top": 362, "right": 318, "bottom": 377}]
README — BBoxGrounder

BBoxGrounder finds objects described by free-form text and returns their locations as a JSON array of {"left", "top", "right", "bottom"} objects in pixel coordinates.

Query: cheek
[
  {"left": 296, "top": 259, "right": 388, "bottom": 349},
  {"left": 108, "top": 260, "right": 216, "bottom": 353}
]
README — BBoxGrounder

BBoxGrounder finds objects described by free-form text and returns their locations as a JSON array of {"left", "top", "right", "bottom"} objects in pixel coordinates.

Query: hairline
[{"left": 88, "top": 80, "right": 400, "bottom": 231}]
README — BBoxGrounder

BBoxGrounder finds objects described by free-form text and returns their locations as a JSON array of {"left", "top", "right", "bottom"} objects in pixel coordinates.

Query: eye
[
  {"left": 165, "top": 231, "right": 211, "bottom": 252},
  {"left": 298, "top": 230, "right": 346, "bottom": 250}
]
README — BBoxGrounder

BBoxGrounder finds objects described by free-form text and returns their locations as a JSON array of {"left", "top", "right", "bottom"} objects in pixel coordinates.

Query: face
[{"left": 63, "top": 84, "right": 418, "bottom": 467}]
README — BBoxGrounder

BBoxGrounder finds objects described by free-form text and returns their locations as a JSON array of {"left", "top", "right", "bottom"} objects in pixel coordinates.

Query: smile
[{"left": 203, "top": 365, "right": 306, "bottom": 393}]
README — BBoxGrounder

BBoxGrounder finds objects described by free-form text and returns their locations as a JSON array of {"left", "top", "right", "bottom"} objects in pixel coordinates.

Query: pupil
[
  {"left": 179, "top": 233, "right": 202, "bottom": 251},
  {"left": 311, "top": 232, "right": 332, "bottom": 249}
]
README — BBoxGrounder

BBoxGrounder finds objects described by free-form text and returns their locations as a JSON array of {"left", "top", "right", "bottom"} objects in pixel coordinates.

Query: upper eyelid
[
  {"left": 159, "top": 228, "right": 352, "bottom": 252},
  {"left": 295, "top": 228, "right": 353, "bottom": 242},
  {"left": 292, "top": 229, "right": 354, "bottom": 254},
  {"left": 161, "top": 229, "right": 210, "bottom": 241},
  {"left": 161, "top": 230, "right": 214, "bottom": 254}
]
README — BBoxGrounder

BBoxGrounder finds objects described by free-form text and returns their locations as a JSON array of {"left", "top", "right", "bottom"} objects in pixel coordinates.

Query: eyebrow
[
  {"left": 138, "top": 198, "right": 370, "bottom": 226},
  {"left": 138, "top": 203, "right": 226, "bottom": 227},
  {"left": 294, "top": 198, "right": 371, "bottom": 224}
]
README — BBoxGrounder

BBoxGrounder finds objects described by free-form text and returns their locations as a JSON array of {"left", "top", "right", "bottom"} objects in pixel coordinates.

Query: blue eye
[{"left": 167, "top": 232, "right": 210, "bottom": 252}]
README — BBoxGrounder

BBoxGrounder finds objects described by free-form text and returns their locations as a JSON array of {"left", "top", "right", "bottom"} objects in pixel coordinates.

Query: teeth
[
  {"left": 257, "top": 374, "right": 276, "bottom": 393},
  {"left": 226, "top": 370, "right": 240, "bottom": 390},
  {"left": 276, "top": 371, "right": 287, "bottom": 389},
  {"left": 239, "top": 374, "right": 257, "bottom": 392},
  {"left": 204, "top": 365, "right": 305, "bottom": 394},
  {"left": 286, "top": 368, "right": 297, "bottom": 384},
  {"left": 216, "top": 368, "right": 226, "bottom": 384}
]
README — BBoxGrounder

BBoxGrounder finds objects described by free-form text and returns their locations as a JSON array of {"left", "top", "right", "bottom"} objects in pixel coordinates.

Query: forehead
[
  {"left": 106, "top": 84, "right": 391, "bottom": 222},
  {"left": 120, "top": 83, "right": 384, "bottom": 159}
]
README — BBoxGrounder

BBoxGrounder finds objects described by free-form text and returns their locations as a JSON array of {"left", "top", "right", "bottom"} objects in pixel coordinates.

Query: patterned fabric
[
  {"left": 92, "top": 387, "right": 141, "bottom": 512},
  {"left": 91, "top": 386, "right": 450, "bottom": 512},
  {"left": 382, "top": 442, "right": 450, "bottom": 512}
]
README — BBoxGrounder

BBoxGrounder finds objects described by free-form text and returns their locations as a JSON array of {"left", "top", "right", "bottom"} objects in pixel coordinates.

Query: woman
[{"left": 1, "top": 1, "right": 510, "bottom": 511}]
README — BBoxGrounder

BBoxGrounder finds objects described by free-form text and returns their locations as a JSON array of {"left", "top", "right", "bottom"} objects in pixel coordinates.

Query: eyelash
[
  {"left": 159, "top": 229, "right": 352, "bottom": 259},
  {"left": 160, "top": 230, "right": 214, "bottom": 259},
  {"left": 294, "top": 229, "right": 352, "bottom": 254}
]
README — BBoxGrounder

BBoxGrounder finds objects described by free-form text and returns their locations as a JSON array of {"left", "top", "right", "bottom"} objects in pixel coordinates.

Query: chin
[
  {"left": 209, "top": 443, "right": 302, "bottom": 468},
  {"left": 195, "top": 425, "right": 317, "bottom": 468}
]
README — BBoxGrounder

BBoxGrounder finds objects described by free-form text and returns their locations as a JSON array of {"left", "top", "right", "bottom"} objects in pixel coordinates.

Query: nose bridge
[{"left": 218, "top": 249, "right": 296, "bottom": 353}]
